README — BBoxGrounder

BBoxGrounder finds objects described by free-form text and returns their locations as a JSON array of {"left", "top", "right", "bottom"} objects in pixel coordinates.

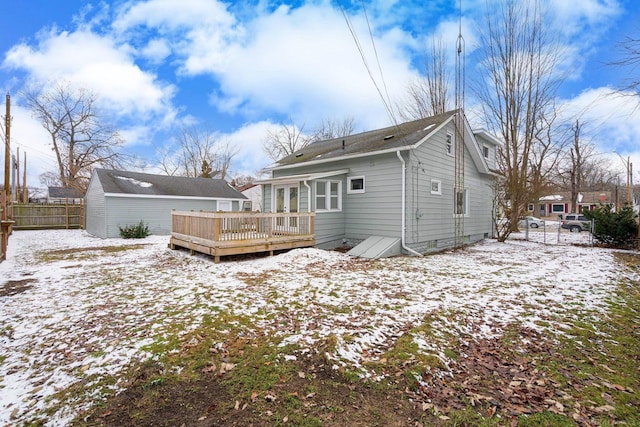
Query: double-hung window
[
  {"left": 446, "top": 133, "right": 454, "bottom": 156},
  {"left": 316, "top": 180, "right": 342, "bottom": 211},
  {"left": 454, "top": 187, "right": 468, "bottom": 216}
]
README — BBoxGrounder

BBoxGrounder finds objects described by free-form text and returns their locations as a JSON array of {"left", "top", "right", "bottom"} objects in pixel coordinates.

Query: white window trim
[
  {"left": 483, "top": 145, "right": 490, "bottom": 159},
  {"left": 347, "top": 176, "right": 365, "bottom": 194},
  {"left": 453, "top": 187, "right": 469, "bottom": 217},
  {"left": 315, "top": 180, "right": 342, "bottom": 212},
  {"left": 446, "top": 132, "right": 454, "bottom": 157},
  {"left": 551, "top": 203, "right": 565, "bottom": 213},
  {"left": 430, "top": 179, "right": 442, "bottom": 195}
]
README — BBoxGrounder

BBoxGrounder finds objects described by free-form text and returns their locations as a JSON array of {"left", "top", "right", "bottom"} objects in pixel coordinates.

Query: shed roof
[
  {"left": 276, "top": 110, "right": 458, "bottom": 167},
  {"left": 94, "top": 169, "right": 246, "bottom": 199}
]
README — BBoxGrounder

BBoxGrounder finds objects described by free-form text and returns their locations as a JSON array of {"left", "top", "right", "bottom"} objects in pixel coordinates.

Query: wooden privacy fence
[
  {"left": 1, "top": 190, "right": 13, "bottom": 261},
  {"left": 12, "top": 202, "right": 85, "bottom": 230},
  {"left": 170, "top": 210, "right": 315, "bottom": 262}
]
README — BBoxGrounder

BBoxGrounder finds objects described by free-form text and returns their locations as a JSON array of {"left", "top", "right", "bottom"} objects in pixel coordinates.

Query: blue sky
[{"left": 1, "top": 0, "right": 639, "bottom": 188}]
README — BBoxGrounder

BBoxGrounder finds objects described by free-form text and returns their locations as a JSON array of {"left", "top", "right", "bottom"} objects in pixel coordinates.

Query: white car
[{"left": 518, "top": 216, "right": 545, "bottom": 228}]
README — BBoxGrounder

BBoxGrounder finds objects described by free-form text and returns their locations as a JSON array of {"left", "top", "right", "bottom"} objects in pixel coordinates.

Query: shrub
[
  {"left": 583, "top": 205, "right": 638, "bottom": 249},
  {"left": 119, "top": 220, "right": 150, "bottom": 239}
]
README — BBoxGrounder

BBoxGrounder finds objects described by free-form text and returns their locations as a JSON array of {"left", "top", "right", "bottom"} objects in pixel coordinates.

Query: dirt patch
[
  {"left": 0, "top": 278, "right": 36, "bottom": 297},
  {"left": 77, "top": 355, "right": 427, "bottom": 427}
]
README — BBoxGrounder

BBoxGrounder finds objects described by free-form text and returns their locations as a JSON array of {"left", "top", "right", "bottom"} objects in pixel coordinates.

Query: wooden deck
[{"left": 169, "top": 211, "right": 315, "bottom": 263}]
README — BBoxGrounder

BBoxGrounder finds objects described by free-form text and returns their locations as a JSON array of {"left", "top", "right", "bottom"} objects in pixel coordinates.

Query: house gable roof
[
  {"left": 540, "top": 191, "right": 612, "bottom": 204},
  {"left": 276, "top": 110, "right": 458, "bottom": 168},
  {"left": 48, "top": 186, "right": 84, "bottom": 199},
  {"left": 93, "top": 169, "right": 246, "bottom": 199}
]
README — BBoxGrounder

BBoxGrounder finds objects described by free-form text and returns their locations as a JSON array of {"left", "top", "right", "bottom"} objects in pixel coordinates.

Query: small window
[
  {"left": 527, "top": 204, "right": 534, "bottom": 211},
  {"left": 242, "top": 201, "right": 252, "bottom": 211},
  {"left": 483, "top": 145, "right": 490, "bottom": 158},
  {"left": 347, "top": 176, "right": 365, "bottom": 194},
  {"left": 316, "top": 180, "right": 342, "bottom": 212},
  {"left": 454, "top": 187, "right": 468, "bottom": 216},
  {"left": 446, "top": 133, "right": 454, "bottom": 156},
  {"left": 430, "top": 179, "right": 442, "bottom": 195},
  {"left": 552, "top": 204, "right": 564, "bottom": 213}
]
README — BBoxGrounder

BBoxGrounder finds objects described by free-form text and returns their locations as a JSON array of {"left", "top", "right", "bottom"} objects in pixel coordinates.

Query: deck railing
[{"left": 171, "top": 211, "right": 315, "bottom": 244}]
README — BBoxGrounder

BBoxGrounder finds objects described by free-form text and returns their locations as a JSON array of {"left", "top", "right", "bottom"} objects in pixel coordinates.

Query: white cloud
[
  {"left": 225, "top": 120, "right": 277, "bottom": 176},
  {"left": 559, "top": 87, "right": 640, "bottom": 151},
  {"left": 4, "top": 103, "right": 60, "bottom": 189},
  {"left": 113, "top": 0, "right": 240, "bottom": 75},
  {"left": 3, "top": 28, "right": 177, "bottom": 125},
  {"left": 209, "top": 3, "right": 416, "bottom": 129}
]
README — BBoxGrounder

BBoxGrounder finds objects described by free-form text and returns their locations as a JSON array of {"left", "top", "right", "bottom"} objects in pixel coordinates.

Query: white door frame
[{"left": 273, "top": 184, "right": 299, "bottom": 214}]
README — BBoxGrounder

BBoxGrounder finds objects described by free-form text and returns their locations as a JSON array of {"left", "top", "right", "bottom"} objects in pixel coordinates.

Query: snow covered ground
[{"left": 0, "top": 228, "right": 633, "bottom": 425}]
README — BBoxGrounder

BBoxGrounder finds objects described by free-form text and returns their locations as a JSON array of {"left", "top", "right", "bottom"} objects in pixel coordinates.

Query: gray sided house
[
  {"left": 259, "top": 110, "right": 500, "bottom": 256},
  {"left": 86, "top": 169, "right": 246, "bottom": 238}
]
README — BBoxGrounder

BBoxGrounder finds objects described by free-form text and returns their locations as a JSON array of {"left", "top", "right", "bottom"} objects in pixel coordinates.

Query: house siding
[
  {"left": 102, "top": 197, "right": 218, "bottom": 238},
  {"left": 269, "top": 153, "right": 402, "bottom": 247},
  {"left": 85, "top": 176, "right": 106, "bottom": 238},
  {"left": 265, "top": 112, "right": 498, "bottom": 255},
  {"left": 405, "top": 121, "right": 494, "bottom": 252}
]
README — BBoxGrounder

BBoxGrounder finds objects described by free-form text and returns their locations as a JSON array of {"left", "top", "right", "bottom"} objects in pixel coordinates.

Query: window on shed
[{"left": 347, "top": 176, "right": 365, "bottom": 194}]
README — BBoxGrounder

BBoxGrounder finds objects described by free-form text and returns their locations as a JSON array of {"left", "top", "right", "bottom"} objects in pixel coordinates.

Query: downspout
[
  {"left": 303, "top": 180, "right": 312, "bottom": 212},
  {"left": 396, "top": 151, "right": 423, "bottom": 257}
]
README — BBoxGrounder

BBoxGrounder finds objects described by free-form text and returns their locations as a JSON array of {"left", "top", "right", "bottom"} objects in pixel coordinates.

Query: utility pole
[{"left": 4, "top": 93, "right": 9, "bottom": 197}]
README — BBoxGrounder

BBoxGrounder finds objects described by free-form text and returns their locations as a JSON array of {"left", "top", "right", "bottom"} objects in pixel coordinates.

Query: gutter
[{"left": 396, "top": 151, "right": 423, "bottom": 257}]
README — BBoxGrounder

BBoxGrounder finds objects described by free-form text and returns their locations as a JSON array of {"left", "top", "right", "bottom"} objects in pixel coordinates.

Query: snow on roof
[
  {"left": 539, "top": 194, "right": 563, "bottom": 201},
  {"left": 115, "top": 176, "right": 153, "bottom": 188},
  {"left": 0, "top": 229, "right": 634, "bottom": 424}
]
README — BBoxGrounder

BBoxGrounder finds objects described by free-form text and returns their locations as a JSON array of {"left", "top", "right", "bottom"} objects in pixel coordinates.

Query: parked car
[
  {"left": 518, "top": 216, "right": 545, "bottom": 228},
  {"left": 560, "top": 214, "right": 591, "bottom": 232}
]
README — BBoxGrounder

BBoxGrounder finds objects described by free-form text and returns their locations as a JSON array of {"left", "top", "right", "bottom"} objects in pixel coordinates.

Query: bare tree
[
  {"left": 474, "top": 0, "right": 564, "bottom": 240},
  {"left": 555, "top": 120, "right": 618, "bottom": 197},
  {"left": 310, "top": 116, "right": 356, "bottom": 141},
  {"left": 159, "top": 126, "right": 236, "bottom": 179},
  {"left": 399, "top": 37, "right": 450, "bottom": 121},
  {"left": 24, "top": 82, "right": 129, "bottom": 191},
  {"left": 263, "top": 118, "right": 311, "bottom": 162},
  {"left": 12, "top": 86, "right": 138, "bottom": 194},
  {"left": 611, "top": 35, "right": 640, "bottom": 97}
]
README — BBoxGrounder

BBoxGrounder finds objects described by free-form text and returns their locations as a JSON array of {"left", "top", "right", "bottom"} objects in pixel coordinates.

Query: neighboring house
[
  {"left": 86, "top": 169, "right": 247, "bottom": 238},
  {"left": 531, "top": 191, "right": 613, "bottom": 218},
  {"left": 257, "top": 110, "right": 500, "bottom": 256},
  {"left": 235, "top": 183, "right": 262, "bottom": 211},
  {"left": 47, "top": 186, "right": 84, "bottom": 204}
]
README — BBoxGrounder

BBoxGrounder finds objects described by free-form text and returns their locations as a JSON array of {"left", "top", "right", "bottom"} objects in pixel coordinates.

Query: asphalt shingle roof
[
  {"left": 94, "top": 169, "right": 246, "bottom": 199},
  {"left": 48, "top": 187, "right": 84, "bottom": 199},
  {"left": 277, "top": 110, "right": 457, "bottom": 166}
]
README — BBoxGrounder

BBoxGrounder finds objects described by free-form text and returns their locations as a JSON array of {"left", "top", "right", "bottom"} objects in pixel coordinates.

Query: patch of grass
[
  {"left": 37, "top": 245, "right": 146, "bottom": 262},
  {"left": 529, "top": 253, "right": 640, "bottom": 425},
  {"left": 516, "top": 411, "right": 576, "bottom": 426}
]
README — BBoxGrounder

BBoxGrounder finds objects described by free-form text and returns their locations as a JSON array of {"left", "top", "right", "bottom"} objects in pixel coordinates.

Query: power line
[{"left": 338, "top": 2, "right": 397, "bottom": 126}]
